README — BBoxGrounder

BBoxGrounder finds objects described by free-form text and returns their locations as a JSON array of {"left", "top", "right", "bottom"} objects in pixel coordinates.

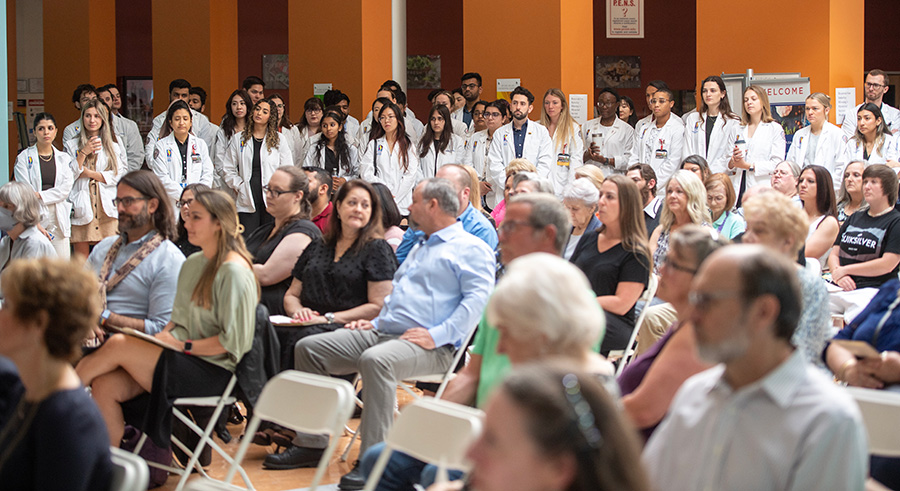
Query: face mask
[{"left": 0, "top": 208, "right": 18, "bottom": 232}]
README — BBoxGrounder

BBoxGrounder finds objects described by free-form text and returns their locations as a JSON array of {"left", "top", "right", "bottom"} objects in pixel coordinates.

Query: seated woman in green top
[{"left": 77, "top": 189, "right": 259, "bottom": 448}]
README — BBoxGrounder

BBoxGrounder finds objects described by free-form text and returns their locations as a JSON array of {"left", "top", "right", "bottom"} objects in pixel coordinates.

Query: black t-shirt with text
[{"left": 836, "top": 208, "right": 900, "bottom": 289}]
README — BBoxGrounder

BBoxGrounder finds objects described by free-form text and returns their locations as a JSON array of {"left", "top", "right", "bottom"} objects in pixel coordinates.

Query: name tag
[
  {"left": 192, "top": 154, "right": 201, "bottom": 163},
  {"left": 655, "top": 149, "right": 668, "bottom": 159},
  {"left": 557, "top": 154, "right": 570, "bottom": 167}
]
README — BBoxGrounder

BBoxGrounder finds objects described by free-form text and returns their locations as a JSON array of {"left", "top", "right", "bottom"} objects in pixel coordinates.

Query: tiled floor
[{"left": 157, "top": 388, "right": 420, "bottom": 490}]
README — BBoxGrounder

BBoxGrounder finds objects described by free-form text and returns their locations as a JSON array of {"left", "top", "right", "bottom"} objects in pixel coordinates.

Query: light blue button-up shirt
[
  {"left": 373, "top": 221, "right": 495, "bottom": 348},
  {"left": 395, "top": 203, "right": 498, "bottom": 264},
  {"left": 87, "top": 231, "right": 186, "bottom": 334}
]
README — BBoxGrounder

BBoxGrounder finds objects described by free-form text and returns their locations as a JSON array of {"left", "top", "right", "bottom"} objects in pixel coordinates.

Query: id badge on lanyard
[{"left": 557, "top": 143, "right": 570, "bottom": 167}]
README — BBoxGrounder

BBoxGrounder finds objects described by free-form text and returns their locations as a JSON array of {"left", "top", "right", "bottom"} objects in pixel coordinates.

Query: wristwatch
[
  {"left": 183, "top": 339, "right": 193, "bottom": 355},
  {"left": 325, "top": 312, "right": 336, "bottom": 324},
  {"left": 99, "top": 309, "right": 111, "bottom": 327}
]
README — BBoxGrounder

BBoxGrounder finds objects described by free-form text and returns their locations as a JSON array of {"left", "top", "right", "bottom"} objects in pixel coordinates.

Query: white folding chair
[
  {"left": 340, "top": 326, "right": 477, "bottom": 461},
  {"left": 363, "top": 398, "right": 484, "bottom": 491},
  {"left": 133, "top": 375, "right": 253, "bottom": 491},
  {"left": 188, "top": 371, "right": 355, "bottom": 491},
  {"left": 109, "top": 446, "right": 150, "bottom": 491},
  {"left": 614, "top": 273, "right": 659, "bottom": 376},
  {"left": 845, "top": 386, "right": 900, "bottom": 457}
]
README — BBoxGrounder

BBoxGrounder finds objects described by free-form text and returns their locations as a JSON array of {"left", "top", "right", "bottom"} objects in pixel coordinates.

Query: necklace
[
  {"left": 38, "top": 153, "right": 53, "bottom": 162},
  {"left": 869, "top": 206, "right": 892, "bottom": 217}
]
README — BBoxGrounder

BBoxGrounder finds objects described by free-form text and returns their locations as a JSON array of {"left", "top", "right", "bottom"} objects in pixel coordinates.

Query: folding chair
[
  {"left": 845, "top": 386, "right": 900, "bottom": 457},
  {"left": 133, "top": 375, "right": 253, "bottom": 491},
  {"left": 184, "top": 480, "right": 246, "bottom": 491},
  {"left": 110, "top": 446, "right": 150, "bottom": 491},
  {"left": 363, "top": 398, "right": 484, "bottom": 491},
  {"left": 186, "top": 371, "right": 355, "bottom": 491},
  {"left": 340, "top": 326, "right": 477, "bottom": 461},
  {"left": 613, "top": 273, "right": 658, "bottom": 376}
]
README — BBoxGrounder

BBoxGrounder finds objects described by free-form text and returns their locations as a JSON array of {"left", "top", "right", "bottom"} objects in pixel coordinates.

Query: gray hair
[
  {"left": 509, "top": 193, "right": 571, "bottom": 253},
  {"left": 778, "top": 160, "right": 801, "bottom": 179},
  {"left": 419, "top": 177, "right": 460, "bottom": 216},
  {"left": 512, "top": 171, "right": 554, "bottom": 194},
  {"left": 0, "top": 181, "right": 41, "bottom": 227},
  {"left": 488, "top": 252, "right": 604, "bottom": 356},
  {"left": 562, "top": 178, "right": 600, "bottom": 206}
]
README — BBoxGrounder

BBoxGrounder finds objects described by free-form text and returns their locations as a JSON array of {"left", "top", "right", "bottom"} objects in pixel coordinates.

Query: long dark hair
[
  {"left": 176, "top": 183, "right": 211, "bottom": 244},
  {"left": 372, "top": 182, "right": 402, "bottom": 229},
  {"left": 800, "top": 165, "right": 837, "bottom": 217},
  {"left": 698, "top": 75, "right": 738, "bottom": 123},
  {"left": 222, "top": 89, "right": 252, "bottom": 140},
  {"left": 601, "top": 175, "right": 652, "bottom": 271},
  {"left": 118, "top": 170, "right": 177, "bottom": 241},
  {"left": 324, "top": 180, "right": 384, "bottom": 253},
  {"left": 159, "top": 100, "right": 192, "bottom": 140},
  {"left": 618, "top": 96, "right": 638, "bottom": 127},
  {"left": 242, "top": 99, "right": 281, "bottom": 152},
  {"left": 370, "top": 102, "right": 411, "bottom": 171},
  {"left": 269, "top": 93, "right": 293, "bottom": 130},
  {"left": 296, "top": 97, "right": 324, "bottom": 132},
  {"left": 418, "top": 104, "right": 453, "bottom": 159},
  {"left": 315, "top": 110, "right": 353, "bottom": 175}
]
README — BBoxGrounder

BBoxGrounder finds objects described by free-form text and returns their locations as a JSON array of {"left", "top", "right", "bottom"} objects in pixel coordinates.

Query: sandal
[
  {"left": 271, "top": 428, "right": 297, "bottom": 448},
  {"left": 252, "top": 427, "right": 277, "bottom": 446}
]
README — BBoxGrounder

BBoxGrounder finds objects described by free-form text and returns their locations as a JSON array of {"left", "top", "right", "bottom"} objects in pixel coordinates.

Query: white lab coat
[
  {"left": 842, "top": 102, "right": 900, "bottom": 137},
  {"left": 843, "top": 134, "right": 899, "bottom": 166},
  {"left": 359, "top": 137, "right": 421, "bottom": 215},
  {"left": 303, "top": 134, "right": 361, "bottom": 178},
  {"left": 548, "top": 126, "right": 584, "bottom": 199},
  {"left": 683, "top": 112, "right": 740, "bottom": 174},
  {"left": 63, "top": 119, "right": 130, "bottom": 167},
  {"left": 62, "top": 120, "right": 80, "bottom": 143},
  {"left": 450, "top": 107, "right": 470, "bottom": 133},
  {"left": 344, "top": 115, "right": 361, "bottom": 140},
  {"left": 462, "top": 130, "right": 502, "bottom": 208},
  {"left": 222, "top": 133, "right": 293, "bottom": 213},
  {"left": 728, "top": 121, "right": 786, "bottom": 192},
  {"left": 581, "top": 117, "right": 634, "bottom": 176},
  {"left": 681, "top": 108, "right": 697, "bottom": 124},
  {"left": 487, "top": 120, "right": 555, "bottom": 193},
  {"left": 278, "top": 126, "right": 303, "bottom": 166},
  {"left": 64, "top": 138, "right": 126, "bottom": 223},
  {"left": 786, "top": 122, "right": 847, "bottom": 188},
  {"left": 628, "top": 116, "right": 685, "bottom": 194},
  {"left": 149, "top": 133, "right": 215, "bottom": 206},
  {"left": 14, "top": 146, "right": 75, "bottom": 237},
  {"left": 212, "top": 126, "right": 237, "bottom": 191},
  {"left": 358, "top": 115, "right": 422, "bottom": 148},
  {"left": 113, "top": 113, "right": 145, "bottom": 172},
  {"left": 144, "top": 108, "right": 215, "bottom": 167},
  {"left": 417, "top": 133, "right": 466, "bottom": 178}
]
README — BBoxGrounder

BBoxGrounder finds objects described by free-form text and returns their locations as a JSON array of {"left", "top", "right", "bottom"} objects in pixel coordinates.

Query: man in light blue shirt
[
  {"left": 395, "top": 163, "right": 497, "bottom": 263},
  {"left": 285, "top": 178, "right": 495, "bottom": 487},
  {"left": 87, "top": 171, "right": 185, "bottom": 335}
]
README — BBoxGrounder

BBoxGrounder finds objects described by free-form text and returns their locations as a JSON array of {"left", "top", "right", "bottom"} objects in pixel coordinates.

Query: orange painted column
[
  {"left": 462, "top": 0, "right": 594, "bottom": 111},
  {"left": 288, "top": 0, "right": 392, "bottom": 121},
  {"left": 151, "top": 0, "right": 237, "bottom": 120},
  {"left": 43, "top": 0, "right": 117, "bottom": 144},
  {"left": 696, "top": 0, "right": 864, "bottom": 123}
]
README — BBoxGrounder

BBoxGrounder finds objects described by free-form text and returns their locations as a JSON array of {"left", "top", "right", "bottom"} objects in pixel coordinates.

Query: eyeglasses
[
  {"left": 472, "top": 110, "right": 484, "bottom": 117},
  {"left": 112, "top": 196, "right": 149, "bottom": 207},
  {"left": 598, "top": 100, "right": 617, "bottom": 107},
  {"left": 379, "top": 114, "right": 397, "bottom": 122},
  {"left": 688, "top": 291, "right": 741, "bottom": 309},
  {"left": 461, "top": 83, "right": 480, "bottom": 90},
  {"left": 650, "top": 98, "right": 670, "bottom": 105},
  {"left": 661, "top": 256, "right": 697, "bottom": 275},
  {"left": 307, "top": 108, "right": 323, "bottom": 114},
  {"left": 498, "top": 219, "right": 533, "bottom": 234},
  {"left": 176, "top": 198, "right": 194, "bottom": 208},
  {"left": 263, "top": 185, "right": 293, "bottom": 198},
  {"left": 483, "top": 111, "right": 502, "bottom": 118},
  {"left": 865, "top": 82, "right": 886, "bottom": 89}
]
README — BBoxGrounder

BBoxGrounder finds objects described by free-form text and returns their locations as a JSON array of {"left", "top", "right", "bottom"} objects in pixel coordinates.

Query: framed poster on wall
[{"left": 606, "top": 0, "right": 643, "bottom": 38}]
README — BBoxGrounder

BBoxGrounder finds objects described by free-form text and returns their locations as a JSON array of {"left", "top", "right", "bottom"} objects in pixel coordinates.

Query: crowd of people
[{"left": 2, "top": 67, "right": 900, "bottom": 491}]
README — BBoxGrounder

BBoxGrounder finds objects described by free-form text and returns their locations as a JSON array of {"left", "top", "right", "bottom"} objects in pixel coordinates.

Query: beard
[
  {"left": 512, "top": 110, "right": 527, "bottom": 121},
  {"left": 696, "top": 323, "right": 750, "bottom": 364},
  {"left": 119, "top": 206, "right": 152, "bottom": 234}
]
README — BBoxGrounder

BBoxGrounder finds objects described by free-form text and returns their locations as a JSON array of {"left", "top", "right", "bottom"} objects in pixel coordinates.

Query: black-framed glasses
[
  {"left": 263, "top": 185, "right": 293, "bottom": 198},
  {"left": 688, "top": 291, "right": 741, "bottom": 310},
  {"left": 176, "top": 198, "right": 194, "bottom": 208},
  {"left": 865, "top": 82, "right": 886, "bottom": 89},
  {"left": 498, "top": 219, "right": 533, "bottom": 234},
  {"left": 661, "top": 256, "right": 698, "bottom": 275},
  {"left": 112, "top": 196, "right": 149, "bottom": 207},
  {"left": 483, "top": 111, "right": 502, "bottom": 118},
  {"left": 461, "top": 83, "right": 480, "bottom": 90}
]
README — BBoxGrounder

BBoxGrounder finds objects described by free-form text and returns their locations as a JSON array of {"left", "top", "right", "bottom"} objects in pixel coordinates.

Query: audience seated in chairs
[
  {"left": 643, "top": 245, "right": 867, "bottom": 490},
  {"left": 76, "top": 189, "right": 259, "bottom": 453},
  {"left": 85, "top": 171, "right": 185, "bottom": 336},
  {"left": 288, "top": 178, "right": 496, "bottom": 489},
  {"left": 0, "top": 258, "right": 112, "bottom": 490}
]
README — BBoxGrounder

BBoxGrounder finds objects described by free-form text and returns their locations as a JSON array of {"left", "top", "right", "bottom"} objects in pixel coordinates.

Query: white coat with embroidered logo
[
  {"left": 222, "top": 133, "right": 293, "bottom": 214},
  {"left": 785, "top": 121, "right": 847, "bottom": 189},
  {"left": 628, "top": 116, "right": 685, "bottom": 195},
  {"left": 581, "top": 116, "right": 634, "bottom": 176},
  {"left": 149, "top": 133, "right": 215, "bottom": 208},
  {"left": 487, "top": 120, "right": 555, "bottom": 193},
  {"left": 359, "top": 137, "right": 421, "bottom": 215},
  {"left": 683, "top": 111, "right": 740, "bottom": 174}
]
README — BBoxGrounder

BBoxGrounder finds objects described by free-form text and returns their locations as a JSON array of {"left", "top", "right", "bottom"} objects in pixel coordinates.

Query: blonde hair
[
  {"left": 539, "top": 88, "right": 578, "bottom": 153},
  {"left": 190, "top": 190, "right": 260, "bottom": 309},
  {"left": 742, "top": 190, "right": 809, "bottom": 256},
  {"left": 806, "top": 92, "right": 832, "bottom": 110},
  {"left": 741, "top": 85, "right": 775, "bottom": 125},
  {"left": 458, "top": 164, "right": 485, "bottom": 212},
  {"left": 77, "top": 99, "right": 119, "bottom": 174},
  {"left": 574, "top": 165, "right": 605, "bottom": 192},
  {"left": 506, "top": 158, "right": 537, "bottom": 178},
  {"left": 242, "top": 99, "right": 281, "bottom": 152},
  {"left": 659, "top": 170, "right": 710, "bottom": 231},
  {"left": 488, "top": 253, "right": 604, "bottom": 356}
]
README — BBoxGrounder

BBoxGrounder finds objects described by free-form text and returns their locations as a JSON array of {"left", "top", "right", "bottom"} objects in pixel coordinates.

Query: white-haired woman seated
[
  {"left": 562, "top": 179, "right": 601, "bottom": 261},
  {"left": 0, "top": 181, "right": 56, "bottom": 274}
]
